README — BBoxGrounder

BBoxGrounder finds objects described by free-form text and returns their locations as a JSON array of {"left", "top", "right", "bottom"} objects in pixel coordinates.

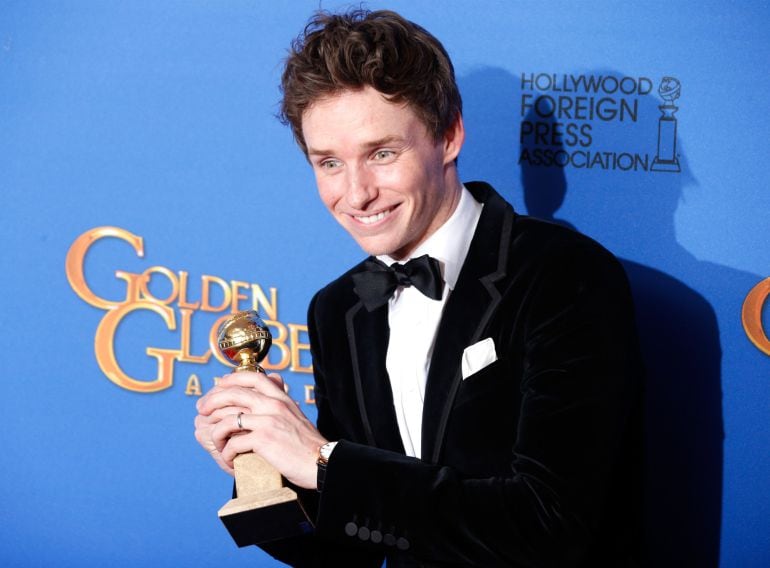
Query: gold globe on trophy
[
  {"left": 217, "top": 310, "right": 272, "bottom": 373},
  {"left": 215, "top": 310, "right": 311, "bottom": 546}
]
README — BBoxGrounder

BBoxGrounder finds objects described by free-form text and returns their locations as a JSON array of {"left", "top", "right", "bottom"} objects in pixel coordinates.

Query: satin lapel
[
  {"left": 421, "top": 182, "right": 514, "bottom": 463},
  {"left": 345, "top": 299, "right": 405, "bottom": 453}
]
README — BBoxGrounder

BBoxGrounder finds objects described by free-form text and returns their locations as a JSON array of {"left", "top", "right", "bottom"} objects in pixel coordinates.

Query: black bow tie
[{"left": 352, "top": 254, "right": 444, "bottom": 311}]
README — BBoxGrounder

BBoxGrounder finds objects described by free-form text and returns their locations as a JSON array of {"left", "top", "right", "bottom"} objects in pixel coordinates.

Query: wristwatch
[{"left": 316, "top": 441, "right": 338, "bottom": 492}]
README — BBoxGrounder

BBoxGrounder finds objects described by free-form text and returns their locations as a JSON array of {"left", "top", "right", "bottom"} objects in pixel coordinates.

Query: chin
[
  {"left": 356, "top": 240, "right": 401, "bottom": 258},
  {"left": 359, "top": 245, "right": 390, "bottom": 257},
  {"left": 349, "top": 227, "right": 415, "bottom": 258}
]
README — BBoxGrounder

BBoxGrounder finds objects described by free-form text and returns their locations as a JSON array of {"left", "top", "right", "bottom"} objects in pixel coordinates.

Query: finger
[
  {"left": 194, "top": 413, "right": 223, "bottom": 449},
  {"left": 220, "top": 372, "right": 288, "bottom": 398},
  {"left": 265, "top": 372, "right": 285, "bottom": 389},
  {"left": 195, "top": 412, "right": 240, "bottom": 457},
  {"left": 208, "top": 405, "right": 249, "bottom": 422},
  {"left": 197, "top": 408, "right": 222, "bottom": 425},
  {"left": 194, "top": 412, "right": 207, "bottom": 428},
  {"left": 198, "top": 386, "right": 261, "bottom": 415},
  {"left": 211, "top": 413, "right": 246, "bottom": 453},
  {"left": 194, "top": 420, "right": 213, "bottom": 448},
  {"left": 221, "top": 430, "right": 262, "bottom": 467},
  {"left": 202, "top": 382, "right": 296, "bottom": 416},
  {"left": 216, "top": 371, "right": 265, "bottom": 389},
  {"left": 202, "top": 385, "right": 308, "bottom": 432},
  {"left": 196, "top": 385, "right": 233, "bottom": 413},
  {"left": 272, "top": 374, "right": 295, "bottom": 397},
  {"left": 247, "top": 380, "right": 307, "bottom": 420},
  {"left": 197, "top": 371, "right": 265, "bottom": 411}
]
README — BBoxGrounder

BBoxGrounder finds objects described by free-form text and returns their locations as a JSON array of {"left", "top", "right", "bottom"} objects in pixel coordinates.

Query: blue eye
[{"left": 320, "top": 159, "right": 342, "bottom": 170}]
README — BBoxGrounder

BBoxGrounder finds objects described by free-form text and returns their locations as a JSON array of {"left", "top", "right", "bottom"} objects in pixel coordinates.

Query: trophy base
[
  {"left": 651, "top": 158, "right": 681, "bottom": 173},
  {"left": 218, "top": 487, "right": 313, "bottom": 546}
]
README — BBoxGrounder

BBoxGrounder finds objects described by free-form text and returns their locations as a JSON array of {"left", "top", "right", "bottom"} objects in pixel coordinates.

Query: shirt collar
[{"left": 378, "top": 185, "right": 483, "bottom": 290}]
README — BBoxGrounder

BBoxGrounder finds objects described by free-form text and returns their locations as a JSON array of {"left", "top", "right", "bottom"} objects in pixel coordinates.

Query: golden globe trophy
[{"left": 215, "top": 310, "right": 312, "bottom": 546}]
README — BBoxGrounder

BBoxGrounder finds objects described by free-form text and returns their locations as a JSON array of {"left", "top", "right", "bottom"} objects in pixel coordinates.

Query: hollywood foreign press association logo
[{"left": 518, "top": 73, "right": 683, "bottom": 173}]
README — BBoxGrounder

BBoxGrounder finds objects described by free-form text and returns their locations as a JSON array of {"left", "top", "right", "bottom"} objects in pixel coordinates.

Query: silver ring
[{"left": 236, "top": 412, "right": 244, "bottom": 429}]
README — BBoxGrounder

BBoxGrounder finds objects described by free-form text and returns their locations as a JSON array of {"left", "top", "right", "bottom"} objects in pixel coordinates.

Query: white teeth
[{"left": 356, "top": 210, "right": 390, "bottom": 225}]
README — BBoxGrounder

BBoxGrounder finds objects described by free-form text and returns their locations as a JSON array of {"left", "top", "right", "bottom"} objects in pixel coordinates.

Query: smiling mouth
[{"left": 353, "top": 206, "right": 396, "bottom": 225}]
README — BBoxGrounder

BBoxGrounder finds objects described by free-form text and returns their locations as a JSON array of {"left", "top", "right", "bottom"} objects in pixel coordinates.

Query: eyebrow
[{"left": 307, "top": 135, "right": 405, "bottom": 157}]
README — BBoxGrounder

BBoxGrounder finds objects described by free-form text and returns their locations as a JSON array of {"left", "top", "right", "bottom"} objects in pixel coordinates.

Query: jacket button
[
  {"left": 370, "top": 530, "right": 383, "bottom": 544},
  {"left": 383, "top": 533, "right": 396, "bottom": 547},
  {"left": 396, "top": 537, "right": 410, "bottom": 551},
  {"left": 344, "top": 522, "right": 358, "bottom": 537},
  {"left": 357, "top": 526, "right": 370, "bottom": 541}
]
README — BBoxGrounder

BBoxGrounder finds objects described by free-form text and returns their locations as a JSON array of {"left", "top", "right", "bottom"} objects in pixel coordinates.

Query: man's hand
[
  {"left": 194, "top": 396, "right": 248, "bottom": 475},
  {"left": 195, "top": 371, "right": 327, "bottom": 489}
]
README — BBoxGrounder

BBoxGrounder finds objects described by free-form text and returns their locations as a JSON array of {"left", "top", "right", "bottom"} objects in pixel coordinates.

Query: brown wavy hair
[{"left": 280, "top": 9, "right": 462, "bottom": 155}]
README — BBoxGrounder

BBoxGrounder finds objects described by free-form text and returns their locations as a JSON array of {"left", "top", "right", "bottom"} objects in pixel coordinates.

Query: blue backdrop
[{"left": 2, "top": 1, "right": 769, "bottom": 566}]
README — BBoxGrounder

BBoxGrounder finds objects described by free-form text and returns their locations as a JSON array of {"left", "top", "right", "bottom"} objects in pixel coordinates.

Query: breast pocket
[{"left": 453, "top": 357, "right": 509, "bottom": 409}]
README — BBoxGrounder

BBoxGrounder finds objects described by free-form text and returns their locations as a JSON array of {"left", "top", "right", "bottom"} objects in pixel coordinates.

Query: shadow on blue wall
[{"left": 459, "top": 66, "right": 729, "bottom": 567}]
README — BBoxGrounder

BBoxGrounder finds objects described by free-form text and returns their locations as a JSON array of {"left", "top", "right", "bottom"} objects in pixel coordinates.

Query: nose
[{"left": 346, "top": 165, "right": 377, "bottom": 210}]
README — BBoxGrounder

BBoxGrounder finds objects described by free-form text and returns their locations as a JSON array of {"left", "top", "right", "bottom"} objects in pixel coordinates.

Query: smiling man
[
  {"left": 304, "top": 86, "right": 463, "bottom": 261},
  {"left": 195, "top": 10, "right": 643, "bottom": 567}
]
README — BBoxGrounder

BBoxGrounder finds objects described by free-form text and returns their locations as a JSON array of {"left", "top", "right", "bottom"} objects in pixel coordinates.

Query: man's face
[{"left": 301, "top": 87, "right": 463, "bottom": 259}]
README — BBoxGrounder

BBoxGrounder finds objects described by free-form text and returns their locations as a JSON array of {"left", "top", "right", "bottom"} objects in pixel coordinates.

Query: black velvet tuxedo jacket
[{"left": 266, "top": 182, "right": 643, "bottom": 567}]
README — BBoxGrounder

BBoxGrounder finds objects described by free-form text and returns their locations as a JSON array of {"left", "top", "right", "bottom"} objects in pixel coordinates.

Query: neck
[{"left": 391, "top": 172, "right": 463, "bottom": 261}]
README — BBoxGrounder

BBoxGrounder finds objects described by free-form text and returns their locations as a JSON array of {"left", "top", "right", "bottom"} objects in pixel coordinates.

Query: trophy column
[
  {"left": 215, "top": 310, "right": 312, "bottom": 546},
  {"left": 651, "top": 76, "right": 682, "bottom": 173}
]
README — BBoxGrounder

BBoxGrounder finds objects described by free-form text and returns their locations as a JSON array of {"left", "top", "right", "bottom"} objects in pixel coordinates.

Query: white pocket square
[{"left": 461, "top": 337, "right": 497, "bottom": 379}]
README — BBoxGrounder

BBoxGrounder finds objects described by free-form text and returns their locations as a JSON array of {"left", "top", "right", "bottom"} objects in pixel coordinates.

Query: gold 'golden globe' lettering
[
  {"left": 138, "top": 266, "right": 178, "bottom": 305},
  {"left": 178, "top": 271, "right": 200, "bottom": 309},
  {"left": 66, "top": 227, "right": 280, "bottom": 316},
  {"left": 95, "top": 301, "right": 178, "bottom": 392},
  {"left": 231, "top": 280, "right": 250, "bottom": 313},
  {"left": 264, "top": 319, "right": 291, "bottom": 370},
  {"left": 67, "top": 226, "right": 313, "bottom": 394},
  {"left": 66, "top": 226, "right": 144, "bottom": 309},
  {"left": 742, "top": 277, "right": 770, "bottom": 356},
  {"left": 201, "top": 275, "right": 231, "bottom": 312},
  {"left": 289, "top": 324, "right": 312, "bottom": 373},
  {"left": 185, "top": 374, "right": 203, "bottom": 396},
  {"left": 178, "top": 308, "right": 211, "bottom": 364}
]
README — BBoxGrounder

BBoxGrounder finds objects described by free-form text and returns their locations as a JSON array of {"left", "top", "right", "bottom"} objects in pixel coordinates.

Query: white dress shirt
[{"left": 378, "top": 186, "right": 483, "bottom": 458}]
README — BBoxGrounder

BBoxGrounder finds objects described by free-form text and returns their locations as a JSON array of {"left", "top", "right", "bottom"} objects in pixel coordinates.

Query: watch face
[{"left": 320, "top": 441, "right": 337, "bottom": 461}]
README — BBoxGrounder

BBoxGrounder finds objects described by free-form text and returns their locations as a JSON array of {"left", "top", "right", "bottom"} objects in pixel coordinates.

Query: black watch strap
[
  {"left": 317, "top": 460, "right": 328, "bottom": 493},
  {"left": 316, "top": 441, "right": 337, "bottom": 493}
]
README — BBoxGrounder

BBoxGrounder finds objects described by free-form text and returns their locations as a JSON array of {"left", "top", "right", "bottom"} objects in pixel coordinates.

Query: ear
[{"left": 442, "top": 113, "right": 465, "bottom": 165}]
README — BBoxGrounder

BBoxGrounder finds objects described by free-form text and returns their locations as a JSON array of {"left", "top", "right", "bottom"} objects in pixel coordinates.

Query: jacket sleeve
[
  {"left": 312, "top": 240, "right": 642, "bottom": 567},
  {"left": 256, "top": 291, "right": 384, "bottom": 568}
]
